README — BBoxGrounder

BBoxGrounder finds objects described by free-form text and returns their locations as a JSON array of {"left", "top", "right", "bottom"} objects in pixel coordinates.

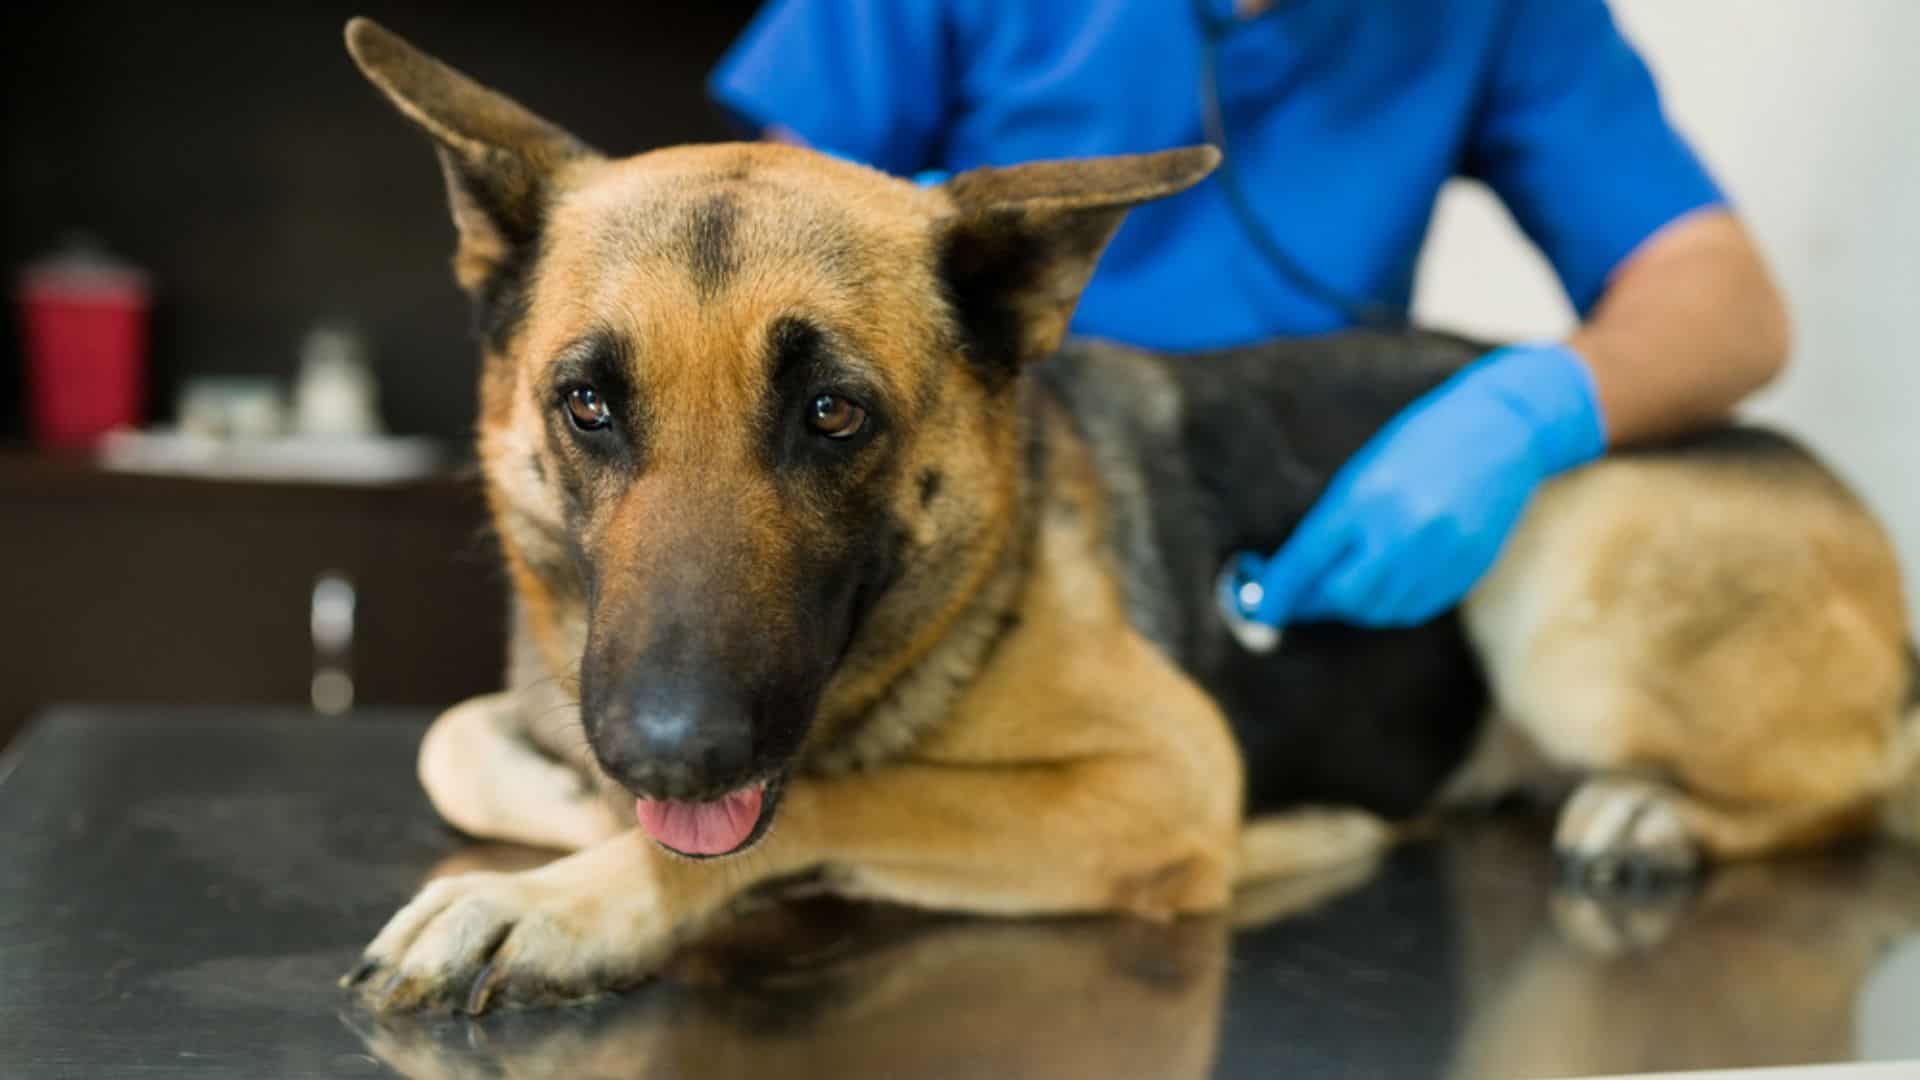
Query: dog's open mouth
[{"left": 633, "top": 775, "right": 784, "bottom": 858}]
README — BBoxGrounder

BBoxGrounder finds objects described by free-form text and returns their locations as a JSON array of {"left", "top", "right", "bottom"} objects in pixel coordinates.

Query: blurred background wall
[
  {"left": 1416, "top": 0, "right": 1920, "bottom": 627},
  {"left": 0, "top": 2, "right": 761, "bottom": 442}
]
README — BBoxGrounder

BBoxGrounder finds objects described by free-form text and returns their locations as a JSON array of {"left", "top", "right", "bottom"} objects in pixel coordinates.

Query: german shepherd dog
[{"left": 340, "top": 19, "right": 1920, "bottom": 1012}]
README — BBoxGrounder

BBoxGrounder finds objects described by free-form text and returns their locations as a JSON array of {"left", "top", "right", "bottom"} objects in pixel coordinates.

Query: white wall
[{"left": 1413, "top": 0, "right": 1920, "bottom": 626}]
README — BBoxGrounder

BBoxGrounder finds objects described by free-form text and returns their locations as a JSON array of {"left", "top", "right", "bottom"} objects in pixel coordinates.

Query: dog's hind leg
[
  {"left": 1466, "top": 447, "right": 1913, "bottom": 876},
  {"left": 1489, "top": 663, "right": 1901, "bottom": 879}
]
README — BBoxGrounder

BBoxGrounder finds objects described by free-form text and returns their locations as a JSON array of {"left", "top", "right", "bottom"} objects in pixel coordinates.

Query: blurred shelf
[
  {"left": 0, "top": 449, "right": 508, "bottom": 747},
  {"left": 0, "top": 444, "right": 475, "bottom": 504}
]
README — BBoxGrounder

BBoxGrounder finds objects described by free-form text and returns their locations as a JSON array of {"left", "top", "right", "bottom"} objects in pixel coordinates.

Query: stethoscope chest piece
[{"left": 1214, "top": 552, "right": 1283, "bottom": 655}]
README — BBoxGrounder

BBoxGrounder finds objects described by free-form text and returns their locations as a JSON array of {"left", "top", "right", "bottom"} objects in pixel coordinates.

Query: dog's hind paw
[
  {"left": 343, "top": 859, "right": 669, "bottom": 1014},
  {"left": 1550, "top": 776, "right": 1703, "bottom": 955},
  {"left": 1554, "top": 775, "right": 1701, "bottom": 896}
]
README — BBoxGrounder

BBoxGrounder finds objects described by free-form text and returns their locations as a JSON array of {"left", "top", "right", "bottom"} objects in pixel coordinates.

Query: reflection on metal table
[{"left": 3, "top": 707, "right": 1917, "bottom": 1078}]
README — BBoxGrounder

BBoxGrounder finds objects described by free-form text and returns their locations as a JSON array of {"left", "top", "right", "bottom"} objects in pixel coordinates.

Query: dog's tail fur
[{"left": 1881, "top": 643, "right": 1920, "bottom": 845}]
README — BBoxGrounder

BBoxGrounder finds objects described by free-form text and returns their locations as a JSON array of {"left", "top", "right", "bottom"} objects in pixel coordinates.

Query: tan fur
[
  {"left": 1465, "top": 445, "right": 1914, "bottom": 859},
  {"left": 342, "top": 16, "right": 1916, "bottom": 1013},
  {"left": 415, "top": 689, "right": 622, "bottom": 851}
]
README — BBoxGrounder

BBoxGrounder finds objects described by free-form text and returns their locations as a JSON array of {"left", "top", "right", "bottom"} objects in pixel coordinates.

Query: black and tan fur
[{"left": 340, "top": 19, "right": 1920, "bottom": 1012}]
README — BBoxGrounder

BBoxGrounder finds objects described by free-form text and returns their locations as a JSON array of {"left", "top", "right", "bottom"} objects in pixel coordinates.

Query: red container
[{"left": 17, "top": 243, "right": 151, "bottom": 448}]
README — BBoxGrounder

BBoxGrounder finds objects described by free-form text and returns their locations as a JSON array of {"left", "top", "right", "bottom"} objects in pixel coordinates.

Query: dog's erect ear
[
  {"left": 344, "top": 17, "right": 600, "bottom": 293},
  {"left": 936, "top": 147, "right": 1219, "bottom": 373}
]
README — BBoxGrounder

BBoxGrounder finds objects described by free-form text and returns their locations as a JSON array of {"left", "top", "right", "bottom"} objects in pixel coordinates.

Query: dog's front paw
[{"left": 343, "top": 866, "right": 667, "bottom": 1014}]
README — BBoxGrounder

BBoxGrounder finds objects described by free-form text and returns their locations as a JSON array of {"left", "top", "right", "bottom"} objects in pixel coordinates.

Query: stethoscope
[
  {"left": 1215, "top": 552, "right": 1283, "bottom": 653},
  {"left": 1192, "top": 0, "right": 1406, "bottom": 655}
]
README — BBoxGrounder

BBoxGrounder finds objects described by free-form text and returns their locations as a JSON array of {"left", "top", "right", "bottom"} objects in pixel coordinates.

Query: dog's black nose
[{"left": 590, "top": 672, "right": 757, "bottom": 800}]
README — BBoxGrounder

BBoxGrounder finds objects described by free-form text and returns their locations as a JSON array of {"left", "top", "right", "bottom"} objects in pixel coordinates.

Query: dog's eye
[
  {"left": 806, "top": 393, "right": 868, "bottom": 440},
  {"left": 564, "top": 386, "right": 612, "bottom": 432}
]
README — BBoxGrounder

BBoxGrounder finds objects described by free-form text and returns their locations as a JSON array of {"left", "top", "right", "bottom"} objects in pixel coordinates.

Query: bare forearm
[{"left": 1567, "top": 209, "right": 1791, "bottom": 446}]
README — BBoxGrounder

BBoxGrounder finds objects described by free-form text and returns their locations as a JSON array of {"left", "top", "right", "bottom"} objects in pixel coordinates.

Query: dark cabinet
[{"left": 0, "top": 452, "right": 509, "bottom": 746}]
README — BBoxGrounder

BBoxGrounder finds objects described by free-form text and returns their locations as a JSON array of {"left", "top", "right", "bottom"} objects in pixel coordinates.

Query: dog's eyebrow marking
[
  {"left": 769, "top": 315, "right": 826, "bottom": 384},
  {"left": 682, "top": 193, "right": 741, "bottom": 300},
  {"left": 767, "top": 315, "right": 886, "bottom": 398},
  {"left": 544, "top": 331, "right": 634, "bottom": 402}
]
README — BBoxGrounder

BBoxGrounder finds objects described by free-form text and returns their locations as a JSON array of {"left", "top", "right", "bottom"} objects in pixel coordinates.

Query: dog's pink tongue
[{"left": 634, "top": 784, "right": 764, "bottom": 856}]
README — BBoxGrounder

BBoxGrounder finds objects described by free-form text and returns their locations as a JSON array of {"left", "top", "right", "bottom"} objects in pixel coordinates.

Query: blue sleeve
[
  {"left": 708, "top": 0, "right": 952, "bottom": 176},
  {"left": 1465, "top": 0, "right": 1726, "bottom": 314}
]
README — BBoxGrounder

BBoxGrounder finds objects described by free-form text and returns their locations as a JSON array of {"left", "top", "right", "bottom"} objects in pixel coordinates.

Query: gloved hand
[{"left": 1244, "top": 342, "right": 1608, "bottom": 629}]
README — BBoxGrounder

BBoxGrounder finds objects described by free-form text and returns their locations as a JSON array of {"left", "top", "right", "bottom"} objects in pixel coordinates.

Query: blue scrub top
[{"left": 711, "top": 0, "right": 1724, "bottom": 352}]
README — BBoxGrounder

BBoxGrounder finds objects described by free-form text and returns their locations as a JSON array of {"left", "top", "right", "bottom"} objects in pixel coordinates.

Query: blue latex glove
[{"left": 1244, "top": 342, "right": 1608, "bottom": 630}]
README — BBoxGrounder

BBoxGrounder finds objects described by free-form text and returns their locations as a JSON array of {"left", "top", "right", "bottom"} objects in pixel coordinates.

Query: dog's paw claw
[
  {"left": 347, "top": 868, "right": 666, "bottom": 1014},
  {"left": 340, "top": 956, "right": 379, "bottom": 989},
  {"left": 1555, "top": 849, "right": 1695, "bottom": 896},
  {"left": 463, "top": 960, "right": 502, "bottom": 1016}
]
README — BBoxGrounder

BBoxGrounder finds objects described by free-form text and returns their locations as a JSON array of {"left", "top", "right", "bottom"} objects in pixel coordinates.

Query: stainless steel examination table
[{"left": 4, "top": 707, "right": 1916, "bottom": 1078}]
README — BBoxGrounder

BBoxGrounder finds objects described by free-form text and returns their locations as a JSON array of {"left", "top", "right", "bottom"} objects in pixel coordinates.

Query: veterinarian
[{"left": 709, "top": 0, "right": 1790, "bottom": 631}]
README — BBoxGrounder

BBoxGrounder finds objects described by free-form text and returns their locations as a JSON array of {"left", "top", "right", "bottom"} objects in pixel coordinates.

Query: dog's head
[{"left": 346, "top": 18, "right": 1215, "bottom": 858}]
